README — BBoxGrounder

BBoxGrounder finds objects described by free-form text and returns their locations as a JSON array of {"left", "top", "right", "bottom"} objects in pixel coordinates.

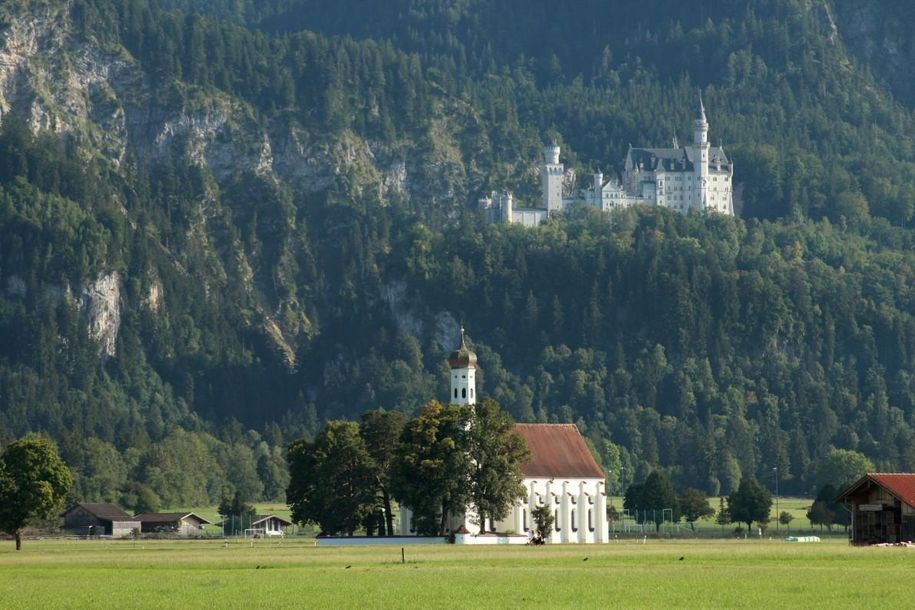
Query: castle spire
[{"left": 699, "top": 90, "right": 707, "bottom": 123}]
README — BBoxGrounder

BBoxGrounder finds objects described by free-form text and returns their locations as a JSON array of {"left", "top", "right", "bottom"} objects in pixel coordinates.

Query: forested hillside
[{"left": 0, "top": 0, "right": 913, "bottom": 506}]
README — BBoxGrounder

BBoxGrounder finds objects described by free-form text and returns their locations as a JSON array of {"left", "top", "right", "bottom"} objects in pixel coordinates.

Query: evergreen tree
[
  {"left": 286, "top": 421, "right": 376, "bottom": 536},
  {"left": 728, "top": 479, "right": 772, "bottom": 533}
]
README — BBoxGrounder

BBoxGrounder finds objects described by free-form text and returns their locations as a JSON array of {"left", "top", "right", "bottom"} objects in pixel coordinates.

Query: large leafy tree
[
  {"left": 624, "top": 471, "right": 679, "bottom": 531},
  {"left": 678, "top": 487, "right": 714, "bottom": 531},
  {"left": 467, "top": 398, "right": 529, "bottom": 532},
  {"left": 813, "top": 449, "right": 874, "bottom": 492},
  {"left": 728, "top": 478, "right": 772, "bottom": 532},
  {"left": 391, "top": 401, "right": 471, "bottom": 536},
  {"left": 0, "top": 436, "right": 73, "bottom": 550},
  {"left": 360, "top": 409, "right": 406, "bottom": 535},
  {"left": 286, "top": 421, "right": 376, "bottom": 535}
]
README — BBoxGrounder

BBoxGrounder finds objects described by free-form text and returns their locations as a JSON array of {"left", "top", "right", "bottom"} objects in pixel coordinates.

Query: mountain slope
[{"left": 0, "top": 0, "right": 913, "bottom": 503}]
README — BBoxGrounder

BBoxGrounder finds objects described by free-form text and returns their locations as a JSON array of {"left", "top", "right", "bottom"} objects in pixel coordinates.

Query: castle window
[
  {"left": 470, "top": 388, "right": 474, "bottom": 398},
  {"left": 571, "top": 510, "right": 577, "bottom": 532},
  {"left": 462, "top": 388, "right": 466, "bottom": 398},
  {"left": 454, "top": 388, "right": 458, "bottom": 399},
  {"left": 555, "top": 508, "right": 560, "bottom": 531},
  {"left": 589, "top": 509, "right": 594, "bottom": 532}
]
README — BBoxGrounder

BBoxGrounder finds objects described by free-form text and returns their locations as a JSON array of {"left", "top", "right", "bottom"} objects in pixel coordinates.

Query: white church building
[
  {"left": 398, "top": 331, "right": 609, "bottom": 544},
  {"left": 481, "top": 94, "right": 734, "bottom": 225}
]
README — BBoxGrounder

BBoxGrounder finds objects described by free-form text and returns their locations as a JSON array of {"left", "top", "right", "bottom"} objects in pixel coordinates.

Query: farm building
[
  {"left": 837, "top": 473, "right": 915, "bottom": 544},
  {"left": 62, "top": 503, "right": 141, "bottom": 538},
  {"left": 135, "top": 512, "right": 210, "bottom": 537},
  {"left": 218, "top": 514, "right": 292, "bottom": 536},
  {"left": 252, "top": 515, "right": 292, "bottom": 536}
]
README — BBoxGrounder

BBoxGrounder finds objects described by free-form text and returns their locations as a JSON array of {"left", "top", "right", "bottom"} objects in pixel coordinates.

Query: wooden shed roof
[
  {"left": 252, "top": 515, "right": 293, "bottom": 527},
  {"left": 65, "top": 502, "right": 134, "bottom": 521},
  {"left": 513, "top": 424, "right": 605, "bottom": 479},
  {"left": 840, "top": 473, "right": 915, "bottom": 510},
  {"left": 135, "top": 512, "right": 210, "bottom": 525}
]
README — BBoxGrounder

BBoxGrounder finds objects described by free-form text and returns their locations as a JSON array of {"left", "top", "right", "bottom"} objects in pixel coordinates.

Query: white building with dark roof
[{"left": 483, "top": 94, "right": 733, "bottom": 223}]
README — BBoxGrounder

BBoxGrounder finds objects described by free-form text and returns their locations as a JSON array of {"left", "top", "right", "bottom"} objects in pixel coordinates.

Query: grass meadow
[{"left": 1, "top": 537, "right": 912, "bottom": 609}]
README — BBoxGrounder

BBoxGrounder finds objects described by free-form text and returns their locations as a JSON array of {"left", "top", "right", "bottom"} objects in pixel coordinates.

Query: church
[
  {"left": 481, "top": 94, "right": 734, "bottom": 225},
  {"left": 398, "top": 331, "right": 610, "bottom": 544}
]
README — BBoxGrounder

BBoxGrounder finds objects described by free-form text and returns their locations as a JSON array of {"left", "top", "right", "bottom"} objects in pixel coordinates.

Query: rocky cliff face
[
  {"left": 82, "top": 271, "right": 121, "bottom": 358},
  {"left": 0, "top": 1, "right": 488, "bottom": 362}
]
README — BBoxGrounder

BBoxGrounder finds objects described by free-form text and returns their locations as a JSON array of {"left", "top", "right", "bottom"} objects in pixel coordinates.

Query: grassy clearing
[{"left": 0, "top": 537, "right": 911, "bottom": 608}]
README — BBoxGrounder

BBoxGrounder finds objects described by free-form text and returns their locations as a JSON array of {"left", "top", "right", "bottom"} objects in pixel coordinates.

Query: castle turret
[
  {"left": 694, "top": 92, "right": 710, "bottom": 210},
  {"left": 448, "top": 326, "right": 477, "bottom": 406},
  {"left": 502, "top": 192, "right": 513, "bottom": 224},
  {"left": 542, "top": 143, "right": 564, "bottom": 215},
  {"left": 592, "top": 171, "right": 603, "bottom": 208}
]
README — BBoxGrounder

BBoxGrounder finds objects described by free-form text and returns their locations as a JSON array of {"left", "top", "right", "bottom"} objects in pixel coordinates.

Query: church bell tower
[{"left": 448, "top": 326, "right": 477, "bottom": 406}]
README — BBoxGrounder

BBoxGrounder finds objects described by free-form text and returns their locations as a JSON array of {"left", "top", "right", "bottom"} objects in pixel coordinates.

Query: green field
[{"left": 1, "top": 537, "right": 912, "bottom": 608}]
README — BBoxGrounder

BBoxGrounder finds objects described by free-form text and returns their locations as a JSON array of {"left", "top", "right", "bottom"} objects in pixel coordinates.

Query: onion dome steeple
[
  {"left": 448, "top": 325, "right": 477, "bottom": 369},
  {"left": 448, "top": 325, "right": 477, "bottom": 405}
]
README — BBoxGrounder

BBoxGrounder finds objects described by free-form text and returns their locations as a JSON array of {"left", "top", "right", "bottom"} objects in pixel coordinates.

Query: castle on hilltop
[{"left": 481, "top": 95, "right": 734, "bottom": 226}]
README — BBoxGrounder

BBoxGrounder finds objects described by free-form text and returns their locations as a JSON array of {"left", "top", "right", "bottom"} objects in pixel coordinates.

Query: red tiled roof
[
  {"left": 513, "top": 424, "right": 605, "bottom": 479},
  {"left": 867, "top": 473, "right": 915, "bottom": 509}
]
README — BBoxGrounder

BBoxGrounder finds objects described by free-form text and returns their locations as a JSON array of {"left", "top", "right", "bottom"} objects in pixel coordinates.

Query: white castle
[{"left": 481, "top": 95, "right": 734, "bottom": 225}]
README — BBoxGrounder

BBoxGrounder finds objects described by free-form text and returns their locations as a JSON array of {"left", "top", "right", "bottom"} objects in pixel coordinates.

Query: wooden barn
[
  {"left": 252, "top": 515, "right": 292, "bottom": 536},
  {"left": 62, "top": 503, "right": 141, "bottom": 538},
  {"left": 837, "top": 473, "right": 915, "bottom": 544},
  {"left": 135, "top": 512, "right": 210, "bottom": 537}
]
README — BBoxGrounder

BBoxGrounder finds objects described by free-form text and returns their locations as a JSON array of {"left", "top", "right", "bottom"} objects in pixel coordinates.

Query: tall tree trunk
[
  {"left": 382, "top": 488, "right": 394, "bottom": 536},
  {"left": 15, "top": 530, "right": 21, "bottom": 551}
]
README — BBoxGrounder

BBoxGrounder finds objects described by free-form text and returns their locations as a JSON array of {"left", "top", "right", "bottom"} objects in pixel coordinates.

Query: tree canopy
[
  {"left": 728, "top": 479, "right": 772, "bottom": 532},
  {"left": 0, "top": 436, "right": 73, "bottom": 550}
]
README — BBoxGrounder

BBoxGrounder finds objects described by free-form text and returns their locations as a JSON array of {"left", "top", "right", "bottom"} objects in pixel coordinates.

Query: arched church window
[
  {"left": 588, "top": 509, "right": 594, "bottom": 532},
  {"left": 571, "top": 510, "right": 577, "bottom": 532}
]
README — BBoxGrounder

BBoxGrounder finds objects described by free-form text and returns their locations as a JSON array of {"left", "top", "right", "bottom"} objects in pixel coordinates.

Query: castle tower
[
  {"left": 448, "top": 326, "right": 477, "bottom": 406},
  {"left": 694, "top": 92, "right": 710, "bottom": 210},
  {"left": 542, "top": 143, "right": 563, "bottom": 214},
  {"left": 503, "top": 192, "right": 514, "bottom": 224},
  {"left": 592, "top": 170, "right": 603, "bottom": 208}
]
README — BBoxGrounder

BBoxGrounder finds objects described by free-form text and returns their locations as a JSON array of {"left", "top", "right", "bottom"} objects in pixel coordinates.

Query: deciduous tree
[
  {"left": 0, "top": 436, "right": 72, "bottom": 550},
  {"left": 679, "top": 487, "right": 714, "bottom": 531},
  {"left": 813, "top": 449, "right": 873, "bottom": 492},
  {"left": 467, "top": 398, "right": 529, "bottom": 532},
  {"left": 391, "top": 401, "right": 471, "bottom": 536}
]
